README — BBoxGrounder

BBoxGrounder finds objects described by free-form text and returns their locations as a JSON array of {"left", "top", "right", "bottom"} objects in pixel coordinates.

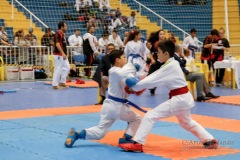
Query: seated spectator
[
  {"left": 68, "top": 29, "right": 83, "bottom": 55},
  {"left": 123, "top": 31, "right": 129, "bottom": 44},
  {"left": 98, "top": 33, "right": 109, "bottom": 53},
  {"left": 127, "top": 11, "right": 136, "bottom": 29},
  {"left": 75, "top": 0, "right": 86, "bottom": 14},
  {"left": 99, "top": 0, "right": 111, "bottom": 13},
  {"left": 87, "top": 14, "right": 98, "bottom": 28},
  {"left": 108, "top": 29, "right": 123, "bottom": 49},
  {"left": 168, "top": 31, "right": 177, "bottom": 43},
  {"left": 175, "top": 45, "right": 220, "bottom": 102},
  {"left": 25, "top": 27, "right": 37, "bottom": 46},
  {"left": 108, "top": 13, "right": 123, "bottom": 34},
  {"left": 41, "top": 28, "right": 54, "bottom": 47}
]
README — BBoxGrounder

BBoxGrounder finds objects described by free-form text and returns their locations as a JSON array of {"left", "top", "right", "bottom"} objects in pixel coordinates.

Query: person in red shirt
[{"left": 52, "top": 21, "right": 70, "bottom": 89}]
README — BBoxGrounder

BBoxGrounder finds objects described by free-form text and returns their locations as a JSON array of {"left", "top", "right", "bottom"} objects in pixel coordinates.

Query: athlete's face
[
  {"left": 157, "top": 47, "right": 168, "bottom": 63},
  {"left": 118, "top": 54, "right": 127, "bottom": 67},
  {"left": 107, "top": 45, "right": 115, "bottom": 54},
  {"left": 136, "top": 33, "right": 142, "bottom": 41},
  {"left": 218, "top": 29, "right": 225, "bottom": 38}
]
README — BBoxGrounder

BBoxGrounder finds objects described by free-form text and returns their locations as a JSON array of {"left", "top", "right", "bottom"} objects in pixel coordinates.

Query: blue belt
[
  {"left": 108, "top": 95, "right": 147, "bottom": 113},
  {"left": 128, "top": 54, "right": 145, "bottom": 63}
]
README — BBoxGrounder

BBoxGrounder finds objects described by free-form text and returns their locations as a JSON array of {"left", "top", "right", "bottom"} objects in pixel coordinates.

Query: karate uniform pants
[
  {"left": 85, "top": 99, "right": 142, "bottom": 140},
  {"left": 133, "top": 92, "right": 214, "bottom": 145},
  {"left": 52, "top": 55, "right": 70, "bottom": 86}
]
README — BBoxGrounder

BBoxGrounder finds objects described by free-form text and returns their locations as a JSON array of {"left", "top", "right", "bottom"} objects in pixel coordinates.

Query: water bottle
[{"left": 229, "top": 54, "right": 232, "bottom": 61}]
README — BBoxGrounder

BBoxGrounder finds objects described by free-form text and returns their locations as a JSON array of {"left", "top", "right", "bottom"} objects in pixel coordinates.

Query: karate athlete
[
  {"left": 124, "top": 30, "right": 149, "bottom": 79},
  {"left": 120, "top": 40, "right": 218, "bottom": 152},
  {"left": 182, "top": 28, "right": 199, "bottom": 58},
  {"left": 64, "top": 50, "right": 144, "bottom": 148},
  {"left": 52, "top": 21, "right": 70, "bottom": 89}
]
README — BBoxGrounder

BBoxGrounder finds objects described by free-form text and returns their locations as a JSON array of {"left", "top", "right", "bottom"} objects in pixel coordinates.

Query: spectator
[
  {"left": 175, "top": 45, "right": 220, "bottom": 102},
  {"left": 41, "top": 28, "right": 54, "bottom": 47},
  {"left": 93, "top": 43, "right": 115, "bottom": 105},
  {"left": 182, "top": 28, "right": 199, "bottom": 58},
  {"left": 82, "top": 26, "right": 99, "bottom": 77},
  {"left": 108, "top": 13, "right": 123, "bottom": 34},
  {"left": 168, "top": 31, "right": 177, "bottom": 44},
  {"left": 127, "top": 11, "right": 136, "bottom": 29},
  {"left": 68, "top": 29, "right": 83, "bottom": 55},
  {"left": 108, "top": 29, "right": 123, "bottom": 49},
  {"left": 98, "top": 33, "right": 109, "bottom": 53},
  {"left": 123, "top": 31, "right": 129, "bottom": 44},
  {"left": 201, "top": 29, "right": 219, "bottom": 70},
  {"left": 25, "top": 27, "right": 37, "bottom": 46},
  {"left": 14, "top": 29, "right": 29, "bottom": 64},
  {"left": 99, "top": 0, "right": 111, "bottom": 13},
  {"left": 0, "top": 26, "right": 9, "bottom": 43},
  {"left": 75, "top": 0, "right": 86, "bottom": 14},
  {"left": 212, "top": 28, "right": 230, "bottom": 86},
  {"left": 87, "top": 14, "right": 98, "bottom": 28}
]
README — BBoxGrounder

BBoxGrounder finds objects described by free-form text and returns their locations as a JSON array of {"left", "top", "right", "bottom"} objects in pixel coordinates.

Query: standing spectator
[
  {"left": 147, "top": 30, "right": 166, "bottom": 96},
  {"left": 25, "top": 27, "right": 37, "bottom": 46},
  {"left": 41, "top": 28, "right": 54, "bottom": 47},
  {"left": 68, "top": 29, "right": 83, "bottom": 55},
  {"left": 201, "top": 29, "right": 219, "bottom": 70},
  {"left": 212, "top": 28, "right": 230, "bottom": 86},
  {"left": 127, "top": 11, "right": 136, "bottom": 29},
  {"left": 82, "top": 26, "right": 99, "bottom": 77},
  {"left": 14, "top": 29, "right": 29, "bottom": 64},
  {"left": 52, "top": 21, "right": 70, "bottom": 89},
  {"left": 99, "top": 0, "right": 111, "bottom": 13},
  {"left": 93, "top": 43, "right": 115, "bottom": 105},
  {"left": 108, "top": 29, "right": 123, "bottom": 49},
  {"left": 182, "top": 28, "right": 199, "bottom": 58}
]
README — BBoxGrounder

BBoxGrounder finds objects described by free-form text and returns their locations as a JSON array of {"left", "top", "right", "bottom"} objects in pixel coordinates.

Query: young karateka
[
  {"left": 64, "top": 50, "right": 143, "bottom": 148},
  {"left": 119, "top": 40, "right": 218, "bottom": 152},
  {"left": 124, "top": 30, "right": 149, "bottom": 79}
]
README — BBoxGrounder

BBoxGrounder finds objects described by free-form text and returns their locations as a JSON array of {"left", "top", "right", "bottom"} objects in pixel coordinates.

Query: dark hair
[
  {"left": 112, "top": 28, "right": 118, "bottom": 33},
  {"left": 87, "top": 26, "right": 94, "bottom": 32},
  {"left": 58, "top": 21, "right": 66, "bottom": 30},
  {"left": 124, "top": 30, "right": 140, "bottom": 45},
  {"left": 107, "top": 43, "right": 115, "bottom": 48},
  {"left": 75, "top": 29, "right": 80, "bottom": 32},
  {"left": 158, "top": 40, "right": 175, "bottom": 57},
  {"left": 45, "top": 28, "right": 52, "bottom": 33},
  {"left": 148, "top": 29, "right": 164, "bottom": 52},
  {"left": 108, "top": 50, "right": 124, "bottom": 65},
  {"left": 190, "top": 28, "right": 197, "bottom": 33},
  {"left": 210, "top": 29, "right": 219, "bottom": 36}
]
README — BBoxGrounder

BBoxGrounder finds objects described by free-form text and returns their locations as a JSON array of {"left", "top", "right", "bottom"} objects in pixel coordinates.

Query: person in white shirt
[
  {"left": 68, "top": 29, "right": 83, "bottom": 55},
  {"left": 124, "top": 30, "right": 149, "bottom": 79},
  {"left": 75, "top": 0, "right": 85, "bottom": 12},
  {"left": 182, "top": 28, "right": 199, "bottom": 58},
  {"left": 99, "top": 0, "right": 111, "bottom": 12},
  {"left": 98, "top": 33, "right": 109, "bottom": 54},
  {"left": 108, "top": 29, "right": 123, "bottom": 50},
  {"left": 127, "top": 11, "right": 136, "bottom": 28},
  {"left": 82, "top": 26, "right": 99, "bottom": 77},
  {"left": 108, "top": 13, "right": 123, "bottom": 34}
]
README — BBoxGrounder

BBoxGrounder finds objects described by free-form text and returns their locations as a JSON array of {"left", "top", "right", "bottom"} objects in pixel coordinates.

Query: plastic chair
[
  {"left": 73, "top": 54, "right": 86, "bottom": 66},
  {"left": 0, "top": 56, "right": 4, "bottom": 80}
]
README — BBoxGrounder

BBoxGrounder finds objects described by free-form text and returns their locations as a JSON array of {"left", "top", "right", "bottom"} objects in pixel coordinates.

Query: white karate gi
[
  {"left": 99, "top": 0, "right": 111, "bottom": 12},
  {"left": 85, "top": 63, "right": 142, "bottom": 140},
  {"left": 108, "top": 35, "right": 123, "bottom": 50},
  {"left": 68, "top": 34, "right": 83, "bottom": 55},
  {"left": 124, "top": 40, "right": 148, "bottom": 78},
  {"left": 131, "top": 58, "right": 214, "bottom": 144},
  {"left": 182, "top": 35, "right": 199, "bottom": 57}
]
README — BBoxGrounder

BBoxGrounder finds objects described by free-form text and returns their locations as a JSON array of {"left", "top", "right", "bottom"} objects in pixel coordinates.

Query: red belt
[{"left": 169, "top": 86, "right": 189, "bottom": 99}]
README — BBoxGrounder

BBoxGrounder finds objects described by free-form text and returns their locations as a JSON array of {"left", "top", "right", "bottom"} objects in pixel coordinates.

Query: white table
[{"left": 214, "top": 60, "right": 240, "bottom": 89}]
